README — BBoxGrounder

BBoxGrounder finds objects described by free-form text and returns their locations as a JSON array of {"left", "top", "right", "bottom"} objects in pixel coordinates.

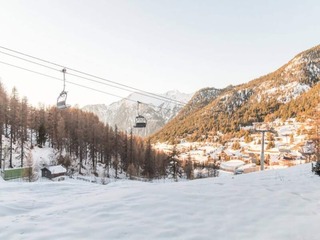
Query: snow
[
  {"left": 46, "top": 165, "right": 66, "bottom": 174},
  {"left": 1, "top": 163, "right": 320, "bottom": 240},
  {"left": 1, "top": 117, "right": 318, "bottom": 239},
  {"left": 220, "top": 159, "right": 245, "bottom": 171},
  {"left": 261, "top": 81, "right": 310, "bottom": 104}
]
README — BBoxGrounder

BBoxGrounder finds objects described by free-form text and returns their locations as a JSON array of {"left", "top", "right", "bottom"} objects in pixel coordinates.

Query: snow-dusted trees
[{"left": 0, "top": 84, "right": 169, "bottom": 179}]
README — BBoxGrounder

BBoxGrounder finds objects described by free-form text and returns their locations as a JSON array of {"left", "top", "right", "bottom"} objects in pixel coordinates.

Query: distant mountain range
[{"left": 82, "top": 90, "right": 193, "bottom": 136}]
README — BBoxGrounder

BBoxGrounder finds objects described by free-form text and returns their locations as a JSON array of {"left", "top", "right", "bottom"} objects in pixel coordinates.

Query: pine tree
[
  {"left": 184, "top": 154, "right": 194, "bottom": 180},
  {"left": 19, "top": 97, "right": 28, "bottom": 167},
  {"left": 168, "top": 145, "right": 181, "bottom": 181},
  {"left": 120, "top": 131, "right": 129, "bottom": 173},
  {"left": 37, "top": 122, "right": 47, "bottom": 147},
  {"left": 113, "top": 125, "right": 119, "bottom": 178},
  {"left": 9, "top": 87, "right": 20, "bottom": 168},
  {"left": 142, "top": 139, "right": 155, "bottom": 179},
  {"left": 0, "top": 82, "right": 8, "bottom": 169}
]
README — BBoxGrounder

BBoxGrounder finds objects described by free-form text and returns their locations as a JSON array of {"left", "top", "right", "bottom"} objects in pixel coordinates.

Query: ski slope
[{"left": 1, "top": 163, "right": 319, "bottom": 240}]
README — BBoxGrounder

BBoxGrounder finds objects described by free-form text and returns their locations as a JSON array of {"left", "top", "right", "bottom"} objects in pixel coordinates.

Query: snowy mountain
[
  {"left": 152, "top": 44, "right": 320, "bottom": 142},
  {"left": 82, "top": 90, "right": 193, "bottom": 136},
  {"left": 1, "top": 163, "right": 320, "bottom": 240}
]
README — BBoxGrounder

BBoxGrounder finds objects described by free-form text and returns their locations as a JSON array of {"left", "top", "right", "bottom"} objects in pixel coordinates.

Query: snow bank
[{"left": 1, "top": 163, "right": 320, "bottom": 240}]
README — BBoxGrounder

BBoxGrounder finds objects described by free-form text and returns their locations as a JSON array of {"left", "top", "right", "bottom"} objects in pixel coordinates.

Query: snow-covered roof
[
  {"left": 47, "top": 165, "right": 67, "bottom": 174},
  {"left": 220, "top": 160, "right": 245, "bottom": 171}
]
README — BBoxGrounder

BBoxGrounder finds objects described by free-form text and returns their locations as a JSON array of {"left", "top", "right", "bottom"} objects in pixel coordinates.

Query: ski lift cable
[
  {"left": 68, "top": 69, "right": 187, "bottom": 106},
  {"left": 0, "top": 48, "right": 185, "bottom": 105},
  {"left": 0, "top": 59, "right": 180, "bottom": 111},
  {"left": 67, "top": 72, "right": 186, "bottom": 106},
  {"left": 0, "top": 60, "right": 136, "bottom": 101},
  {"left": 0, "top": 50, "right": 59, "bottom": 72},
  {"left": 0, "top": 48, "right": 184, "bottom": 105},
  {"left": 0, "top": 46, "right": 188, "bottom": 106},
  {"left": 0, "top": 60, "right": 61, "bottom": 81}
]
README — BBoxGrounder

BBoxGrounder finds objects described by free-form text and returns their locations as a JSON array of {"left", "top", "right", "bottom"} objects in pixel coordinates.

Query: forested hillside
[
  {"left": 0, "top": 83, "right": 170, "bottom": 179},
  {"left": 150, "top": 44, "right": 320, "bottom": 143}
]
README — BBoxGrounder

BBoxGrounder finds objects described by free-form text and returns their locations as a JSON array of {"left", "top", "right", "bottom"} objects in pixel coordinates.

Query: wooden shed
[{"left": 41, "top": 165, "right": 67, "bottom": 179}]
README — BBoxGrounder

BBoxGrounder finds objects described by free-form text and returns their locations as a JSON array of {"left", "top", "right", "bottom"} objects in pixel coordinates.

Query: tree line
[{"left": 0, "top": 82, "right": 175, "bottom": 180}]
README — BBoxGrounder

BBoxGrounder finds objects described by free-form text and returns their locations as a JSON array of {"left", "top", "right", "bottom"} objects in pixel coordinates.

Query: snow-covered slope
[
  {"left": 1, "top": 163, "right": 320, "bottom": 240},
  {"left": 82, "top": 90, "right": 193, "bottom": 136}
]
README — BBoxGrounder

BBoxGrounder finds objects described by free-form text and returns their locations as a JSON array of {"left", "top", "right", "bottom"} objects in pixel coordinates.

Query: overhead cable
[
  {"left": 0, "top": 45, "right": 188, "bottom": 106},
  {"left": 0, "top": 59, "right": 181, "bottom": 111}
]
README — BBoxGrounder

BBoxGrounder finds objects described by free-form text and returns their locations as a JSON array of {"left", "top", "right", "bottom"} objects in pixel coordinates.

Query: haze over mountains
[{"left": 82, "top": 90, "right": 193, "bottom": 136}]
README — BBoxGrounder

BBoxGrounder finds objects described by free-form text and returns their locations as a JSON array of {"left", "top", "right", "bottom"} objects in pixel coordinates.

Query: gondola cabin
[{"left": 134, "top": 115, "right": 147, "bottom": 128}]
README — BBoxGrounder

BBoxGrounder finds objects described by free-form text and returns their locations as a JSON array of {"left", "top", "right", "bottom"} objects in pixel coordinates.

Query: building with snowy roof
[
  {"left": 220, "top": 160, "right": 245, "bottom": 172},
  {"left": 41, "top": 165, "right": 67, "bottom": 179}
]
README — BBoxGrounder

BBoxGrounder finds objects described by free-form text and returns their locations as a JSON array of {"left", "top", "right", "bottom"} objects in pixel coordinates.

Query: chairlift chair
[
  {"left": 56, "top": 68, "right": 70, "bottom": 109},
  {"left": 57, "top": 91, "right": 68, "bottom": 109}
]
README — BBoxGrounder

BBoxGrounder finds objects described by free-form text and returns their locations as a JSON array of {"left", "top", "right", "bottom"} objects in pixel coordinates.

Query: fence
[{"left": 1, "top": 167, "right": 31, "bottom": 181}]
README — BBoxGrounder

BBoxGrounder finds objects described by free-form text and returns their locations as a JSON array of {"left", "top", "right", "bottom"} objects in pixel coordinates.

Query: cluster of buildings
[{"left": 155, "top": 119, "right": 317, "bottom": 175}]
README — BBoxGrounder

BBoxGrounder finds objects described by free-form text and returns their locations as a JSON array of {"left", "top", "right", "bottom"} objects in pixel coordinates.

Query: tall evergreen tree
[
  {"left": 37, "top": 122, "right": 47, "bottom": 147},
  {"left": 9, "top": 87, "right": 20, "bottom": 168},
  {"left": 0, "top": 82, "right": 8, "bottom": 168},
  {"left": 19, "top": 97, "right": 28, "bottom": 167},
  {"left": 113, "top": 125, "right": 119, "bottom": 178},
  {"left": 120, "top": 131, "right": 129, "bottom": 174},
  {"left": 142, "top": 139, "right": 155, "bottom": 179},
  {"left": 168, "top": 145, "right": 181, "bottom": 181}
]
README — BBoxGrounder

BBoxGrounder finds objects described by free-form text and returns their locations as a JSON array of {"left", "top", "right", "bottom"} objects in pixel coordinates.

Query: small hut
[{"left": 41, "top": 165, "right": 67, "bottom": 179}]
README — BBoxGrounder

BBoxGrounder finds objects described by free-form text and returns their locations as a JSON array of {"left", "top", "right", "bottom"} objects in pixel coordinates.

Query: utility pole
[{"left": 252, "top": 124, "right": 277, "bottom": 171}]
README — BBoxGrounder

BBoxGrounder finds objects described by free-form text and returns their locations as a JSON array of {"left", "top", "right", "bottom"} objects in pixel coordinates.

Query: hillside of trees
[
  {"left": 150, "top": 83, "right": 319, "bottom": 144},
  {"left": 0, "top": 82, "right": 173, "bottom": 180},
  {"left": 150, "top": 45, "right": 320, "bottom": 144}
]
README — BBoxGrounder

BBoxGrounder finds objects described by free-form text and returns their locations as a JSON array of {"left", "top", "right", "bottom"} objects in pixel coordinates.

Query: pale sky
[{"left": 0, "top": 0, "right": 319, "bottom": 107}]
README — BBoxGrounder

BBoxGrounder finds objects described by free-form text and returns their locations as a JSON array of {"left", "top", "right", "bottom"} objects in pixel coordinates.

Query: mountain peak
[{"left": 82, "top": 90, "right": 193, "bottom": 136}]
